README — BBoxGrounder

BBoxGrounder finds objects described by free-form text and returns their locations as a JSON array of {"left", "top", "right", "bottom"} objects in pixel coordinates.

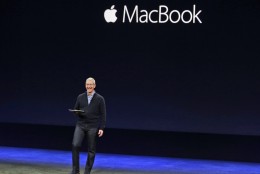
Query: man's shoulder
[
  {"left": 94, "top": 92, "right": 105, "bottom": 100},
  {"left": 77, "top": 92, "right": 87, "bottom": 98}
]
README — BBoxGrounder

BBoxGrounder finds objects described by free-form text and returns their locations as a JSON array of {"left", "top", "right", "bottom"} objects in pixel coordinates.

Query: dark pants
[{"left": 71, "top": 123, "right": 98, "bottom": 174}]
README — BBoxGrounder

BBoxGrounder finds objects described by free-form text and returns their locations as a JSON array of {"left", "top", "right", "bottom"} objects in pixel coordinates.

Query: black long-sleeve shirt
[{"left": 74, "top": 92, "right": 106, "bottom": 130}]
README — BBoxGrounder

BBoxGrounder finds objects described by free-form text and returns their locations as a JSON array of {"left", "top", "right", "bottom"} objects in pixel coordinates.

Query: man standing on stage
[{"left": 70, "top": 77, "right": 106, "bottom": 174}]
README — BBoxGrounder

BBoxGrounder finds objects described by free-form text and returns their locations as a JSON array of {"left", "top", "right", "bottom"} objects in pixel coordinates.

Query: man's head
[{"left": 85, "top": 77, "right": 96, "bottom": 94}]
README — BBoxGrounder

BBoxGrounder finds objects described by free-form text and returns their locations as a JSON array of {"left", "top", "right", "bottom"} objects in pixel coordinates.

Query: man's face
[{"left": 85, "top": 80, "right": 96, "bottom": 94}]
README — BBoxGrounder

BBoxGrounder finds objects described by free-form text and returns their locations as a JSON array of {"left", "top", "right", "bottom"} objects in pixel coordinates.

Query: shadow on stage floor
[{"left": 0, "top": 146, "right": 259, "bottom": 174}]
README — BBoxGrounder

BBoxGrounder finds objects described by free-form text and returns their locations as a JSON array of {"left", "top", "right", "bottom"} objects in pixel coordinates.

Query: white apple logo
[{"left": 104, "top": 5, "right": 117, "bottom": 23}]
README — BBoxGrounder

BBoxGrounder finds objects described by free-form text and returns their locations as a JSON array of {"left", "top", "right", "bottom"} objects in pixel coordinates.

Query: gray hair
[{"left": 86, "top": 77, "right": 96, "bottom": 85}]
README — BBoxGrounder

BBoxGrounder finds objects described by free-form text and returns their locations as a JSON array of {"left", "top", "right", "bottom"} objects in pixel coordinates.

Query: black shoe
[
  {"left": 83, "top": 170, "right": 90, "bottom": 174},
  {"left": 70, "top": 169, "right": 80, "bottom": 174}
]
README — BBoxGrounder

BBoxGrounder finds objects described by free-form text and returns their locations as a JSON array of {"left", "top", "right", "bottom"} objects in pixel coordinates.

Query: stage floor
[{"left": 0, "top": 146, "right": 259, "bottom": 174}]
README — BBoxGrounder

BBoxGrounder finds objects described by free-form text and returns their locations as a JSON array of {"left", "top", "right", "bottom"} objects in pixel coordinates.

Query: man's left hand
[{"left": 98, "top": 130, "right": 104, "bottom": 137}]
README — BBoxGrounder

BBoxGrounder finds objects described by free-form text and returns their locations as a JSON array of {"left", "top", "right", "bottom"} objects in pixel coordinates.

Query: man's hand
[{"left": 98, "top": 130, "right": 104, "bottom": 137}]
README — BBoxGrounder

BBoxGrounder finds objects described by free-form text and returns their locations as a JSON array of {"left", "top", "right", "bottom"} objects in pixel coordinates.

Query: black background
[{"left": 1, "top": 0, "right": 260, "bottom": 135}]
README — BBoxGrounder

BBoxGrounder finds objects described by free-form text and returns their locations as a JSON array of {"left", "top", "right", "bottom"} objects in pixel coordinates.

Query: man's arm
[
  {"left": 73, "top": 95, "right": 81, "bottom": 116},
  {"left": 74, "top": 95, "right": 80, "bottom": 110},
  {"left": 99, "top": 97, "right": 106, "bottom": 130}
]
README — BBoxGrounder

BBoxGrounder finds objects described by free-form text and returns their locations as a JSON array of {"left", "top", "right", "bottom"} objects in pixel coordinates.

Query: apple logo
[{"left": 104, "top": 5, "right": 117, "bottom": 23}]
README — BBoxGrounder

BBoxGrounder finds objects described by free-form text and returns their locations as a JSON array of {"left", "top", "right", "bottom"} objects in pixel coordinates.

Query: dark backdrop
[{"left": 1, "top": 0, "right": 260, "bottom": 135}]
